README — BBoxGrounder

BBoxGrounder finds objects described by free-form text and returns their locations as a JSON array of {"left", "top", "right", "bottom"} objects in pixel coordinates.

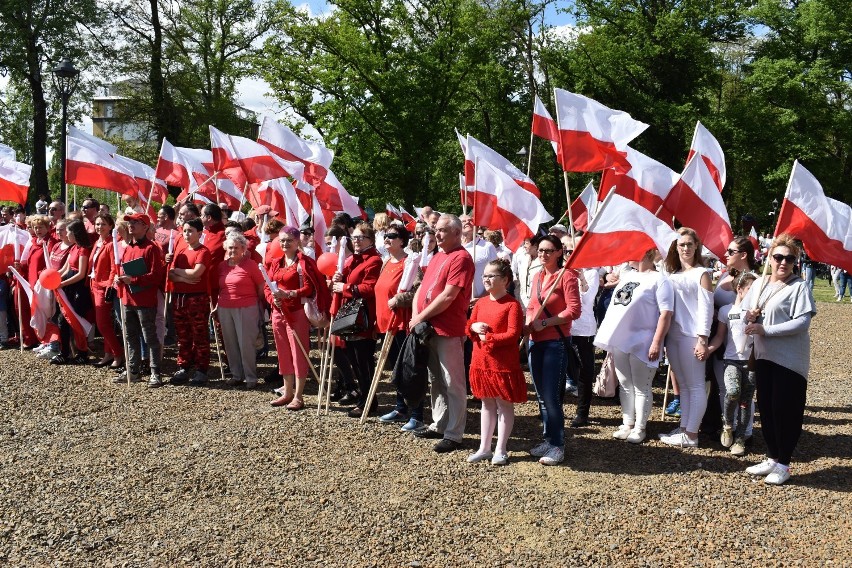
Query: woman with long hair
[
  {"left": 50, "top": 220, "right": 92, "bottom": 365},
  {"left": 659, "top": 228, "right": 713, "bottom": 448},
  {"left": 88, "top": 213, "right": 124, "bottom": 370},
  {"left": 523, "top": 234, "right": 581, "bottom": 466},
  {"left": 741, "top": 234, "right": 816, "bottom": 485}
]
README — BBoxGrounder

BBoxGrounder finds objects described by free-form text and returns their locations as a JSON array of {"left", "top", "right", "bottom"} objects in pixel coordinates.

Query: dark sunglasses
[
  {"left": 384, "top": 233, "right": 399, "bottom": 240},
  {"left": 772, "top": 253, "right": 797, "bottom": 264},
  {"left": 725, "top": 248, "right": 741, "bottom": 255}
]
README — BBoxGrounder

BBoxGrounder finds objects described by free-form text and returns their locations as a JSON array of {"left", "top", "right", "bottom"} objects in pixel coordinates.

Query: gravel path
[{"left": 1, "top": 302, "right": 850, "bottom": 566}]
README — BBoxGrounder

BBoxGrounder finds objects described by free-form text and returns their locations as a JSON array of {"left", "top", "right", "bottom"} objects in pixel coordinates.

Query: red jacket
[
  {"left": 340, "top": 246, "right": 382, "bottom": 337},
  {"left": 116, "top": 237, "right": 165, "bottom": 308}
]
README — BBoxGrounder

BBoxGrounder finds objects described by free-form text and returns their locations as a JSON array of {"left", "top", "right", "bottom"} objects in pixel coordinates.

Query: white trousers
[
  {"left": 612, "top": 348, "right": 656, "bottom": 430},
  {"left": 666, "top": 332, "right": 707, "bottom": 433}
]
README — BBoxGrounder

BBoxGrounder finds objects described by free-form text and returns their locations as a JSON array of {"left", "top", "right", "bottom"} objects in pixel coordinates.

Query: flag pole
[
  {"left": 552, "top": 94, "right": 576, "bottom": 242},
  {"left": 471, "top": 158, "right": 479, "bottom": 302},
  {"left": 526, "top": 98, "right": 536, "bottom": 177},
  {"left": 112, "top": 229, "right": 132, "bottom": 386},
  {"left": 13, "top": 237, "right": 23, "bottom": 352}
]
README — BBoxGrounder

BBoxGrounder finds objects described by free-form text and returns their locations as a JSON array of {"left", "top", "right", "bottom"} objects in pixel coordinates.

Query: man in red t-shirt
[
  {"left": 168, "top": 218, "right": 212, "bottom": 385},
  {"left": 410, "top": 214, "right": 474, "bottom": 453}
]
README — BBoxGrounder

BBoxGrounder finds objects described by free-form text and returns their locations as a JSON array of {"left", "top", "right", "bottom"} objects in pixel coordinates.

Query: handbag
[
  {"left": 298, "top": 264, "right": 329, "bottom": 328},
  {"left": 330, "top": 297, "right": 369, "bottom": 336},
  {"left": 104, "top": 286, "right": 117, "bottom": 302},
  {"left": 593, "top": 351, "right": 617, "bottom": 398}
]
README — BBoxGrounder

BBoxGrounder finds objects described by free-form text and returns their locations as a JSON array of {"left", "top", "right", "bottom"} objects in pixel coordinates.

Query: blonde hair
[
  {"left": 27, "top": 214, "right": 50, "bottom": 229},
  {"left": 770, "top": 233, "right": 801, "bottom": 258},
  {"left": 372, "top": 212, "right": 390, "bottom": 232}
]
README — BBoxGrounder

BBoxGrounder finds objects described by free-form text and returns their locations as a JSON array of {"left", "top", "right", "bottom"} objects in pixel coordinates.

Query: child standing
[
  {"left": 466, "top": 259, "right": 526, "bottom": 466},
  {"left": 708, "top": 272, "right": 758, "bottom": 456}
]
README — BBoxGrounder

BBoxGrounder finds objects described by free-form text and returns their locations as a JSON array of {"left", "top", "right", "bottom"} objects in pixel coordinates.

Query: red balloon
[
  {"left": 316, "top": 252, "right": 337, "bottom": 277},
  {"left": 39, "top": 268, "right": 62, "bottom": 290}
]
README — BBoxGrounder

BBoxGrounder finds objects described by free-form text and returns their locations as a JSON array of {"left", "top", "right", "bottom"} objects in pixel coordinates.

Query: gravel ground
[{"left": 1, "top": 302, "right": 850, "bottom": 566}]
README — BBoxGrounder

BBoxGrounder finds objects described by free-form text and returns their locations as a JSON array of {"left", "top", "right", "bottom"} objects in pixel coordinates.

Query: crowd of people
[{"left": 2, "top": 196, "right": 818, "bottom": 484}]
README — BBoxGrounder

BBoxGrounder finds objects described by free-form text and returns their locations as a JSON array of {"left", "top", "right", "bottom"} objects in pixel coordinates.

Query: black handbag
[
  {"left": 104, "top": 286, "right": 117, "bottom": 302},
  {"left": 330, "top": 297, "right": 369, "bottom": 336}
]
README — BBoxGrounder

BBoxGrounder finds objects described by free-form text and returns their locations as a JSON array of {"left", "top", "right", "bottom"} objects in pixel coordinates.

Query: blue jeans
[
  {"left": 840, "top": 271, "right": 852, "bottom": 299},
  {"left": 528, "top": 339, "right": 567, "bottom": 447},
  {"left": 802, "top": 263, "right": 815, "bottom": 290}
]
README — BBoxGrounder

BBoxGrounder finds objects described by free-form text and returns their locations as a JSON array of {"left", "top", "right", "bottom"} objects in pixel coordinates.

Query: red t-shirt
[
  {"left": 525, "top": 268, "right": 581, "bottom": 342},
  {"left": 217, "top": 257, "right": 264, "bottom": 309},
  {"left": 374, "top": 258, "right": 406, "bottom": 333},
  {"left": 416, "top": 246, "right": 474, "bottom": 337},
  {"left": 171, "top": 244, "right": 212, "bottom": 294},
  {"left": 49, "top": 242, "right": 72, "bottom": 270}
]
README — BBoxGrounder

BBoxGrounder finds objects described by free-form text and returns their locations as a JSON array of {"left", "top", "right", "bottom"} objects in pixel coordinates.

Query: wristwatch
[{"left": 541, "top": 319, "right": 547, "bottom": 328}]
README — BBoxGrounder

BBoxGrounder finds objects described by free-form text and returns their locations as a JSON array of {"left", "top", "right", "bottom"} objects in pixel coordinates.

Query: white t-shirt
[
  {"left": 463, "top": 238, "right": 498, "bottom": 298},
  {"left": 668, "top": 267, "right": 713, "bottom": 338},
  {"left": 571, "top": 268, "right": 600, "bottom": 337},
  {"left": 718, "top": 303, "right": 752, "bottom": 360},
  {"left": 512, "top": 249, "right": 541, "bottom": 308},
  {"left": 594, "top": 270, "right": 673, "bottom": 368}
]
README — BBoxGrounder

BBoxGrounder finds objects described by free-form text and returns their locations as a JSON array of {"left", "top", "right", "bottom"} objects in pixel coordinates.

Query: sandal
[
  {"left": 270, "top": 394, "right": 294, "bottom": 407},
  {"left": 286, "top": 398, "right": 305, "bottom": 411}
]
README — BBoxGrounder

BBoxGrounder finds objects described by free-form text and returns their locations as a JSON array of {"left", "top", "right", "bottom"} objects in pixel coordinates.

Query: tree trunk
[
  {"left": 25, "top": 32, "right": 50, "bottom": 199},
  {"left": 149, "top": 0, "right": 179, "bottom": 145}
]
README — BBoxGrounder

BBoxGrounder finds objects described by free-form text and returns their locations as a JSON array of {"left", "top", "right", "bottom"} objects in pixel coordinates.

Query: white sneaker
[
  {"left": 746, "top": 459, "right": 778, "bottom": 476},
  {"left": 721, "top": 426, "right": 734, "bottom": 448},
  {"left": 33, "top": 343, "right": 48, "bottom": 354},
  {"left": 539, "top": 446, "right": 565, "bottom": 466},
  {"left": 658, "top": 426, "right": 683, "bottom": 439},
  {"left": 764, "top": 465, "right": 791, "bottom": 485},
  {"left": 612, "top": 424, "right": 633, "bottom": 440},
  {"left": 491, "top": 453, "right": 509, "bottom": 466},
  {"left": 660, "top": 432, "right": 698, "bottom": 448},
  {"left": 37, "top": 348, "right": 60, "bottom": 360},
  {"left": 730, "top": 438, "right": 747, "bottom": 457},
  {"left": 466, "top": 450, "right": 494, "bottom": 463},
  {"left": 529, "top": 441, "right": 553, "bottom": 457},
  {"left": 626, "top": 428, "right": 646, "bottom": 444}
]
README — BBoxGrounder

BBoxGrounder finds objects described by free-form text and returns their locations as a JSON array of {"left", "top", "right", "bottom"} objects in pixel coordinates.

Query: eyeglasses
[
  {"left": 81, "top": 204, "right": 95, "bottom": 210},
  {"left": 772, "top": 253, "right": 797, "bottom": 264},
  {"left": 280, "top": 238, "right": 295, "bottom": 244},
  {"left": 351, "top": 235, "right": 368, "bottom": 241},
  {"left": 482, "top": 273, "right": 503, "bottom": 279},
  {"left": 726, "top": 248, "right": 741, "bottom": 255},
  {"left": 677, "top": 242, "right": 696, "bottom": 249},
  {"left": 537, "top": 248, "right": 557, "bottom": 255}
]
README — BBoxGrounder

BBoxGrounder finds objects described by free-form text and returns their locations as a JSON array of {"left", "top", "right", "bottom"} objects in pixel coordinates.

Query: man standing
[
  {"left": 80, "top": 198, "right": 100, "bottom": 241},
  {"left": 155, "top": 205, "right": 177, "bottom": 255},
  {"left": 460, "top": 214, "right": 497, "bottom": 299},
  {"left": 113, "top": 214, "right": 166, "bottom": 387},
  {"left": 201, "top": 204, "right": 227, "bottom": 296},
  {"left": 512, "top": 237, "right": 541, "bottom": 309},
  {"left": 411, "top": 214, "right": 474, "bottom": 453}
]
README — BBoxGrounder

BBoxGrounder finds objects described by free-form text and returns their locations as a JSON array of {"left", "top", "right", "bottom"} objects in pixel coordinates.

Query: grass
[{"left": 812, "top": 276, "right": 840, "bottom": 303}]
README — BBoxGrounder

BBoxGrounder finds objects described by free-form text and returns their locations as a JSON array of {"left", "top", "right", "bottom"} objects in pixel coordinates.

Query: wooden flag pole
[
  {"left": 209, "top": 301, "right": 227, "bottom": 383},
  {"left": 360, "top": 312, "right": 397, "bottom": 425},
  {"left": 526, "top": 98, "right": 536, "bottom": 177}
]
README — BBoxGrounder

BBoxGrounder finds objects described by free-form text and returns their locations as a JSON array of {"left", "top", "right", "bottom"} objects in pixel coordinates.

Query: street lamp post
[{"left": 52, "top": 57, "right": 80, "bottom": 206}]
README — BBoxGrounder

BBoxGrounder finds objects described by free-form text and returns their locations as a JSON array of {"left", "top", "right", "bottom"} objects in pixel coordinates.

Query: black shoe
[
  {"left": 330, "top": 388, "right": 346, "bottom": 402},
  {"left": 570, "top": 415, "right": 589, "bottom": 428},
  {"left": 433, "top": 439, "right": 462, "bottom": 453},
  {"left": 338, "top": 390, "right": 359, "bottom": 405},
  {"left": 49, "top": 354, "right": 68, "bottom": 365},
  {"left": 413, "top": 428, "right": 443, "bottom": 440},
  {"left": 70, "top": 353, "right": 89, "bottom": 365}
]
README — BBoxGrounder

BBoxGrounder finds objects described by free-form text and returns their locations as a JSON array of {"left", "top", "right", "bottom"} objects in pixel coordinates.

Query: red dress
[{"left": 466, "top": 293, "right": 527, "bottom": 403}]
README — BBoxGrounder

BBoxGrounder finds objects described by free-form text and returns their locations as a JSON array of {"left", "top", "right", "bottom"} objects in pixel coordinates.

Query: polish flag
[
  {"left": 156, "top": 139, "right": 207, "bottom": 190},
  {"left": 567, "top": 192, "right": 678, "bottom": 270},
  {"left": 457, "top": 130, "right": 540, "bottom": 199},
  {"left": 686, "top": 121, "right": 726, "bottom": 192},
  {"left": 554, "top": 88, "right": 648, "bottom": 172},
  {"left": 257, "top": 117, "right": 334, "bottom": 186},
  {"left": 28, "top": 280, "right": 55, "bottom": 340},
  {"left": 113, "top": 152, "right": 168, "bottom": 204},
  {"left": 161, "top": 143, "right": 244, "bottom": 209},
  {"left": 0, "top": 157, "right": 31, "bottom": 205},
  {"left": 599, "top": 147, "right": 679, "bottom": 216},
  {"left": 776, "top": 161, "right": 852, "bottom": 273},
  {"left": 315, "top": 169, "right": 365, "bottom": 219},
  {"left": 209, "top": 126, "right": 284, "bottom": 187},
  {"left": 473, "top": 159, "right": 553, "bottom": 251},
  {"left": 65, "top": 137, "right": 138, "bottom": 195},
  {"left": 386, "top": 203, "right": 402, "bottom": 220},
  {"left": 663, "top": 154, "right": 734, "bottom": 260},
  {"left": 311, "top": 191, "right": 330, "bottom": 253},
  {"left": 748, "top": 226, "right": 759, "bottom": 251},
  {"left": 399, "top": 205, "right": 418, "bottom": 231},
  {"left": 570, "top": 181, "right": 599, "bottom": 232},
  {"left": 55, "top": 288, "right": 92, "bottom": 351},
  {"left": 256, "top": 177, "right": 310, "bottom": 228},
  {"left": 531, "top": 95, "right": 559, "bottom": 154},
  {"left": 69, "top": 126, "right": 117, "bottom": 154}
]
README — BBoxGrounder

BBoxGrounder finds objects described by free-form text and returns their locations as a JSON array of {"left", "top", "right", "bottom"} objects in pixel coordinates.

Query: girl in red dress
[{"left": 465, "top": 258, "right": 526, "bottom": 466}]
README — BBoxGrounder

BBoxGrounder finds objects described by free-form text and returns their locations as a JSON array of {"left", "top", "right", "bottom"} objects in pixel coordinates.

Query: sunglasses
[
  {"left": 384, "top": 233, "right": 400, "bottom": 240},
  {"left": 772, "top": 253, "right": 797, "bottom": 264},
  {"left": 726, "top": 248, "right": 741, "bottom": 255},
  {"left": 537, "top": 248, "right": 558, "bottom": 255}
]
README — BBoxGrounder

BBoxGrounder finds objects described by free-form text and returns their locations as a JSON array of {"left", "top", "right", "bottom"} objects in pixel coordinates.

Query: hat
[
  {"left": 125, "top": 213, "right": 150, "bottom": 224},
  {"left": 229, "top": 211, "right": 247, "bottom": 223},
  {"left": 548, "top": 224, "right": 568, "bottom": 234},
  {"left": 253, "top": 205, "right": 272, "bottom": 216},
  {"left": 299, "top": 223, "right": 314, "bottom": 234}
]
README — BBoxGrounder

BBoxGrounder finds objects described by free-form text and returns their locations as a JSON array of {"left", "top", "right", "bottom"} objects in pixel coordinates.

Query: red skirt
[{"left": 469, "top": 368, "right": 527, "bottom": 403}]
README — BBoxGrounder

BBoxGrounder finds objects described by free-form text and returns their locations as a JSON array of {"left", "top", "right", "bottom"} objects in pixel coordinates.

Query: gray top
[{"left": 741, "top": 275, "right": 816, "bottom": 378}]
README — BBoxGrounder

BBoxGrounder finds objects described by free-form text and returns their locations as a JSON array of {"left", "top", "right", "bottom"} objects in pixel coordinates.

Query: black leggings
[
  {"left": 755, "top": 359, "right": 807, "bottom": 465},
  {"left": 572, "top": 336, "right": 596, "bottom": 419},
  {"left": 345, "top": 338, "right": 377, "bottom": 407}
]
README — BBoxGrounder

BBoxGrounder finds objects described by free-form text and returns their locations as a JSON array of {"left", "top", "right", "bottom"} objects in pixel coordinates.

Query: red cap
[{"left": 125, "top": 213, "right": 150, "bottom": 224}]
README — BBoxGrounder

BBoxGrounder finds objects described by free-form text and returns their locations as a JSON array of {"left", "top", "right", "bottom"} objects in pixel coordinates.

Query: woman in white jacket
[{"left": 659, "top": 228, "right": 713, "bottom": 448}]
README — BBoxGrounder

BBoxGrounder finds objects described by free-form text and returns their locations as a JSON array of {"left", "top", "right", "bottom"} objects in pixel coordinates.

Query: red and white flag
[
  {"left": 29, "top": 281, "right": 55, "bottom": 340},
  {"left": 386, "top": 203, "right": 402, "bottom": 220},
  {"left": 311, "top": 191, "right": 330, "bottom": 253},
  {"left": 0, "top": 157, "right": 31, "bottom": 205},
  {"left": 567, "top": 193, "right": 678, "bottom": 270},
  {"left": 532, "top": 95, "right": 559, "bottom": 154},
  {"left": 686, "top": 121, "right": 725, "bottom": 192},
  {"left": 473, "top": 159, "right": 552, "bottom": 251},
  {"left": 457, "top": 130, "right": 540, "bottom": 199},
  {"left": 776, "top": 160, "right": 852, "bottom": 273},
  {"left": 554, "top": 88, "right": 648, "bottom": 172},
  {"left": 55, "top": 288, "right": 92, "bottom": 351},
  {"left": 65, "top": 136, "right": 137, "bottom": 195},
  {"left": 69, "top": 126, "right": 117, "bottom": 154},
  {"left": 399, "top": 205, "right": 418, "bottom": 231},
  {"left": 748, "top": 226, "right": 759, "bottom": 250},
  {"left": 257, "top": 117, "right": 334, "bottom": 186},
  {"left": 160, "top": 142, "right": 244, "bottom": 209},
  {"left": 315, "top": 169, "right": 365, "bottom": 219},
  {"left": 599, "top": 147, "right": 680, "bottom": 216},
  {"left": 210, "top": 126, "right": 284, "bottom": 187},
  {"left": 570, "top": 181, "right": 598, "bottom": 232},
  {"left": 156, "top": 139, "right": 206, "bottom": 190},
  {"left": 113, "top": 152, "right": 168, "bottom": 204},
  {"left": 663, "top": 155, "right": 734, "bottom": 260}
]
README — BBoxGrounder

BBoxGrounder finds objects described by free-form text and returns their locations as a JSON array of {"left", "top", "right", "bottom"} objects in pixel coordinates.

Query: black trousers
[
  {"left": 755, "top": 359, "right": 807, "bottom": 465},
  {"left": 345, "top": 337, "right": 378, "bottom": 407},
  {"left": 572, "top": 336, "right": 596, "bottom": 419}
]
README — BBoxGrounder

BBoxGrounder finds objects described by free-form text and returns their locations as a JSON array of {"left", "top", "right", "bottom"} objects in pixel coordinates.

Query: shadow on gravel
[
  {"left": 803, "top": 405, "right": 852, "bottom": 427},
  {"left": 789, "top": 465, "right": 852, "bottom": 492}
]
